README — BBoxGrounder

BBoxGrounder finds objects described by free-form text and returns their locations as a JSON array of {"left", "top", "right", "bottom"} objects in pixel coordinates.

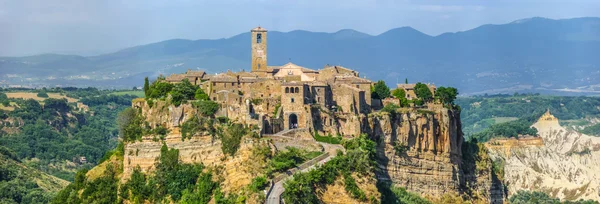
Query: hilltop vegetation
[
  {"left": 0, "top": 88, "right": 133, "bottom": 181},
  {"left": 456, "top": 94, "right": 600, "bottom": 141},
  {"left": 0, "top": 148, "right": 69, "bottom": 203}
]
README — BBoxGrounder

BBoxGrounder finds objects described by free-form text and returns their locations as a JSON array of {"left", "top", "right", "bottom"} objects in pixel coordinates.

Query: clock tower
[{"left": 251, "top": 26, "right": 267, "bottom": 73}]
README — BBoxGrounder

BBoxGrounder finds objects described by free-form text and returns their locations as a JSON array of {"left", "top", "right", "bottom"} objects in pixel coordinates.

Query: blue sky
[{"left": 0, "top": 0, "right": 598, "bottom": 56}]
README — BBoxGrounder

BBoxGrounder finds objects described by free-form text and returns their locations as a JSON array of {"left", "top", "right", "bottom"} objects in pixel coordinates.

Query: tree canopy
[
  {"left": 372, "top": 80, "right": 390, "bottom": 99},
  {"left": 435, "top": 86, "right": 458, "bottom": 105},
  {"left": 414, "top": 83, "right": 432, "bottom": 102}
]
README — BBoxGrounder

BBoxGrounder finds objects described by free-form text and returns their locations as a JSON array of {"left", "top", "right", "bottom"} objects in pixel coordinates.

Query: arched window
[
  {"left": 257, "top": 33, "right": 262, "bottom": 43},
  {"left": 295, "top": 87, "right": 299, "bottom": 93},
  {"left": 285, "top": 87, "right": 289, "bottom": 93},
  {"left": 290, "top": 88, "right": 295, "bottom": 93}
]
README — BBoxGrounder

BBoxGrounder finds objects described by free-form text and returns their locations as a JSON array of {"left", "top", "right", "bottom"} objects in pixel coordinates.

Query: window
[
  {"left": 257, "top": 33, "right": 262, "bottom": 43},
  {"left": 356, "top": 85, "right": 360, "bottom": 88},
  {"left": 258, "top": 63, "right": 261, "bottom": 69},
  {"left": 295, "top": 87, "right": 299, "bottom": 93},
  {"left": 317, "top": 97, "right": 320, "bottom": 102},
  {"left": 285, "top": 87, "right": 289, "bottom": 93},
  {"left": 291, "top": 98, "right": 295, "bottom": 103},
  {"left": 290, "top": 88, "right": 295, "bottom": 93},
  {"left": 231, "top": 82, "right": 234, "bottom": 86}
]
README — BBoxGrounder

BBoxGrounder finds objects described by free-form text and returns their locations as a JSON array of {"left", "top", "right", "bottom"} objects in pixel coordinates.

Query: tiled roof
[
  {"left": 334, "top": 75, "right": 372, "bottom": 84},
  {"left": 278, "top": 62, "right": 318, "bottom": 73},
  {"left": 251, "top": 26, "right": 267, "bottom": 32},
  {"left": 165, "top": 74, "right": 186, "bottom": 82},
  {"left": 209, "top": 73, "right": 238, "bottom": 82},
  {"left": 397, "top": 84, "right": 416, "bottom": 90},
  {"left": 186, "top": 69, "right": 205, "bottom": 77}
]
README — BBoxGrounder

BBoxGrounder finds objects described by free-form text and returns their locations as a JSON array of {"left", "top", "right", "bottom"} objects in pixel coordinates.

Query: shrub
[
  {"left": 314, "top": 132, "right": 342, "bottom": 144},
  {"left": 117, "top": 108, "right": 145, "bottom": 142},
  {"left": 393, "top": 141, "right": 409, "bottom": 155},
  {"left": 193, "top": 100, "right": 219, "bottom": 116},
  {"left": 249, "top": 176, "right": 268, "bottom": 192},
  {"left": 381, "top": 104, "right": 400, "bottom": 114},
  {"left": 194, "top": 89, "right": 209, "bottom": 101},
  {"left": 219, "top": 123, "right": 248, "bottom": 156},
  {"left": 37, "top": 92, "right": 49, "bottom": 98}
]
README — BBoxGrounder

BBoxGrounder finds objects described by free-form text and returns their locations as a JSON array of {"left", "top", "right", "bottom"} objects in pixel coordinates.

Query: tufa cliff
[
  {"left": 487, "top": 110, "right": 600, "bottom": 201},
  {"left": 360, "top": 104, "right": 505, "bottom": 203}
]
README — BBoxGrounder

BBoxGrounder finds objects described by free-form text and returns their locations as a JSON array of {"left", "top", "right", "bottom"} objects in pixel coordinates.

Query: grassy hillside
[
  {"left": 0, "top": 88, "right": 138, "bottom": 182},
  {"left": 456, "top": 94, "right": 600, "bottom": 141},
  {"left": 0, "top": 148, "right": 69, "bottom": 203}
]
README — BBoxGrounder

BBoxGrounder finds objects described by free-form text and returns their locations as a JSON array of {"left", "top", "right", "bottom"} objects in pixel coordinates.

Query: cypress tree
[{"left": 143, "top": 77, "right": 149, "bottom": 97}]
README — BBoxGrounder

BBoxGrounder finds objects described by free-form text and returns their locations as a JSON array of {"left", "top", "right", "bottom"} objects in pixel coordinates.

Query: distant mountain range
[{"left": 1, "top": 17, "right": 599, "bottom": 95}]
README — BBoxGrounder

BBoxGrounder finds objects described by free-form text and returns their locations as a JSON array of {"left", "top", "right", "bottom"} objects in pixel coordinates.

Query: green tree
[
  {"left": 435, "top": 86, "right": 458, "bottom": 105},
  {"left": 405, "top": 78, "right": 408, "bottom": 84},
  {"left": 414, "top": 83, "right": 433, "bottom": 102},
  {"left": 391, "top": 89, "right": 406, "bottom": 99},
  {"left": 372, "top": 80, "right": 390, "bottom": 99},
  {"left": 37, "top": 92, "right": 49, "bottom": 98},
  {"left": 143, "top": 77, "right": 150, "bottom": 97},
  {"left": 193, "top": 100, "right": 219, "bottom": 116},
  {"left": 195, "top": 89, "right": 209, "bottom": 101},
  {"left": 117, "top": 108, "right": 144, "bottom": 142},
  {"left": 170, "top": 79, "right": 198, "bottom": 106}
]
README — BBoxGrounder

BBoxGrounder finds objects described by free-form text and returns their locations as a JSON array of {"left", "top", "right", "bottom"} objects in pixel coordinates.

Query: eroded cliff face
[
  {"left": 487, "top": 111, "right": 600, "bottom": 201},
  {"left": 362, "top": 105, "right": 503, "bottom": 203},
  {"left": 125, "top": 99, "right": 273, "bottom": 195}
]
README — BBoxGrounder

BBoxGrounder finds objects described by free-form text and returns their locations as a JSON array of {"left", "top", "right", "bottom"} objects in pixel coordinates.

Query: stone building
[
  {"left": 164, "top": 26, "right": 381, "bottom": 136},
  {"left": 396, "top": 83, "right": 437, "bottom": 100}
]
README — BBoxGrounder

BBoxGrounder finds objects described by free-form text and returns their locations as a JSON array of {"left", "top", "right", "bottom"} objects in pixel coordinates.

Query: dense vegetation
[
  {"left": 0, "top": 88, "right": 137, "bottom": 203},
  {"left": 581, "top": 123, "right": 600, "bottom": 136},
  {"left": 53, "top": 144, "right": 240, "bottom": 204},
  {"left": 283, "top": 134, "right": 378, "bottom": 203},
  {"left": 0, "top": 90, "right": 137, "bottom": 181},
  {"left": 457, "top": 94, "right": 600, "bottom": 141},
  {"left": 0, "top": 149, "right": 59, "bottom": 203},
  {"left": 509, "top": 191, "right": 598, "bottom": 204},
  {"left": 267, "top": 147, "right": 321, "bottom": 175}
]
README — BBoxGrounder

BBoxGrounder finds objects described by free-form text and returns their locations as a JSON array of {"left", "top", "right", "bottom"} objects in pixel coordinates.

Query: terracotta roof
[
  {"left": 239, "top": 77, "right": 263, "bottom": 83},
  {"left": 277, "top": 62, "right": 318, "bottom": 73},
  {"left": 397, "top": 84, "right": 416, "bottom": 90},
  {"left": 251, "top": 26, "right": 267, "bottom": 32},
  {"left": 340, "top": 84, "right": 362, "bottom": 92},
  {"left": 209, "top": 73, "right": 238, "bottom": 82},
  {"left": 165, "top": 74, "right": 186, "bottom": 82},
  {"left": 334, "top": 75, "right": 372, "bottom": 84},
  {"left": 307, "top": 81, "right": 327, "bottom": 86},
  {"left": 186, "top": 69, "right": 205, "bottom": 77},
  {"left": 322, "top": 65, "right": 357, "bottom": 74},
  {"left": 236, "top": 71, "right": 258, "bottom": 78}
]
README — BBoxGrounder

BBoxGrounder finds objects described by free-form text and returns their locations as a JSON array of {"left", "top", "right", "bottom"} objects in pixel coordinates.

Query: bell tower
[{"left": 251, "top": 26, "right": 267, "bottom": 72}]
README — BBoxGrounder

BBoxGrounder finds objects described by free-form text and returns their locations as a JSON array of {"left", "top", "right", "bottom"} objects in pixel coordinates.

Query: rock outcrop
[
  {"left": 362, "top": 104, "right": 503, "bottom": 202},
  {"left": 487, "top": 110, "right": 600, "bottom": 201}
]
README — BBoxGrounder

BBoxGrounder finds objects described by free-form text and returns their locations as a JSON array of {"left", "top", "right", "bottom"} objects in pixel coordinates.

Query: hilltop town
[{"left": 158, "top": 26, "right": 438, "bottom": 136}]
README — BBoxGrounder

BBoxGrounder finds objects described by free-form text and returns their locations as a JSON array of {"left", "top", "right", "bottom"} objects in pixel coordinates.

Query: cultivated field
[
  {"left": 6, "top": 92, "right": 78, "bottom": 103},
  {"left": 110, "top": 90, "right": 145, "bottom": 98}
]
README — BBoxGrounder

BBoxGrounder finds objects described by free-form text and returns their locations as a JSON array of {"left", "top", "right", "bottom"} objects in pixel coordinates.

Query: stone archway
[{"left": 289, "top": 113, "right": 298, "bottom": 129}]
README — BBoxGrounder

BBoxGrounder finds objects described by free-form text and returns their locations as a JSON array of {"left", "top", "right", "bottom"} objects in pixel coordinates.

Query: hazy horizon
[{"left": 1, "top": 0, "right": 599, "bottom": 56}]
